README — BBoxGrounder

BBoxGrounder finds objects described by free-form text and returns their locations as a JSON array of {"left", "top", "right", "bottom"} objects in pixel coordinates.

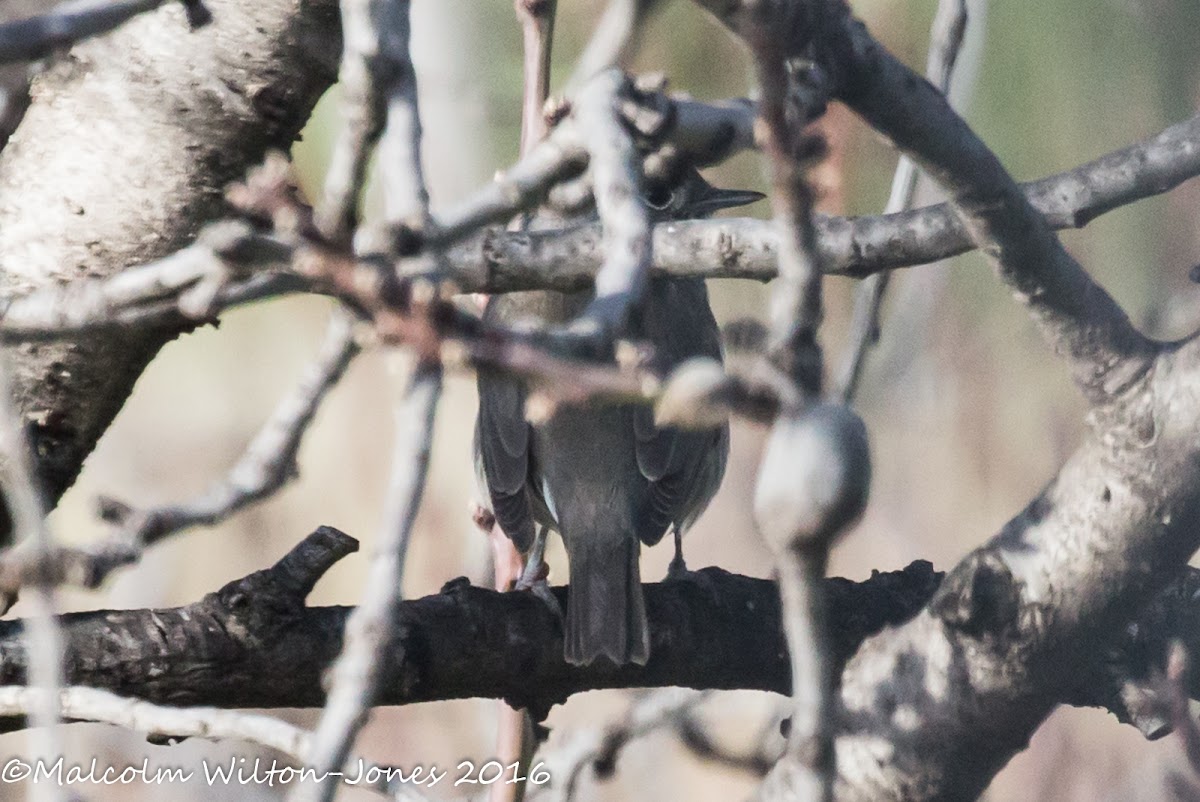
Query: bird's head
[{"left": 643, "top": 167, "right": 764, "bottom": 221}]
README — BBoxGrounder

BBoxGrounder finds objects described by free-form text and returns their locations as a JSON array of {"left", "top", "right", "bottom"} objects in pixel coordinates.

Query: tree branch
[
  {"left": 439, "top": 111, "right": 1200, "bottom": 291},
  {"left": 0, "top": 526, "right": 1197, "bottom": 743},
  {"left": 0, "top": 0, "right": 210, "bottom": 66},
  {"left": 819, "top": 2, "right": 1156, "bottom": 403},
  {"left": 0, "top": 108, "right": 1193, "bottom": 344},
  {"left": 0, "top": 0, "right": 341, "bottom": 523},
  {"left": 680, "top": 3, "right": 1200, "bottom": 799}
]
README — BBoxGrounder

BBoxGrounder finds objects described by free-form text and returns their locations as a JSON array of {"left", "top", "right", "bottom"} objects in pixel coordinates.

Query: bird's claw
[
  {"left": 666, "top": 557, "right": 718, "bottom": 597},
  {"left": 515, "top": 557, "right": 549, "bottom": 590},
  {"left": 667, "top": 552, "right": 690, "bottom": 582},
  {"left": 520, "top": 577, "right": 563, "bottom": 620}
]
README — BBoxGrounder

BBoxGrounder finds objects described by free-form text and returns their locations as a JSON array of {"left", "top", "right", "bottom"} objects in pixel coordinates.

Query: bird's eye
[{"left": 644, "top": 186, "right": 674, "bottom": 210}]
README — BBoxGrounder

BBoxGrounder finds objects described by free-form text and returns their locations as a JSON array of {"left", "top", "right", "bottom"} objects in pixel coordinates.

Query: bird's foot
[
  {"left": 514, "top": 556, "right": 548, "bottom": 591},
  {"left": 666, "top": 552, "right": 691, "bottom": 582},
  {"left": 520, "top": 576, "right": 563, "bottom": 620},
  {"left": 666, "top": 555, "right": 718, "bottom": 596}
]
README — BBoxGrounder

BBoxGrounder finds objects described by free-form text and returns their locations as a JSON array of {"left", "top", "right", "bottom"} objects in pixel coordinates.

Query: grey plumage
[{"left": 474, "top": 170, "right": 761, "bottom": 666}]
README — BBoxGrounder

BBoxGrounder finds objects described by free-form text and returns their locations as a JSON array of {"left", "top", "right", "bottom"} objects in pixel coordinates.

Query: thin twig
[
  {"left": 296, "top": 1, "right": 441, "bottom": 798},
  {"left": 0, "top": 0, "right": 210, "bottom": 65},
  {"left": 0, "top": 358, "right": 64, "bottom": 802},
  {"left": 566, "top": 0, "right": 664, "bottom": 90},
  {"left": 489, "top": 3, "right": 562, "bottom": 799},
  {"left": 295, "top": 364, "right": 441, "bottom": 802},
  {"left": 571, "top": 69, "right": 652, "bottom": 339},
  {"left": 515, "top": 0, "right": 558, "bottom": 155},
  {"left": 0, "top": 685, "right": 432, "bottom": 801},
  {"left": 830, "top": 7, "right": 1157, "bottom": 404},
  {"left": 0, "top": 307, "right": 358, "bottom": 600},
  {"left": 98, "top": 310, "right": 360, "bottom": 544},
  {"left": 837, "top": 0, "right": 968, "bottom": 402},
  {"left": 316, "top": 0, "right": 426, "bottom": 247},
  {"left": 433, "top": 88, "right": 757, "bottom": 246},
  {"left": 749, "top": 30, "right": 826, "bottom": 395},
  {"left": 743, "top": 7, "right": 854, "bottom": 800},
  {"left": 0, "top": 221, "right": 299, "bottom": 341},
  {"left": 674, "top": 705, "right": 782, "bottom": 776},
  {"left": 534, "top": 690, "right": 711, "bottom": 802}
]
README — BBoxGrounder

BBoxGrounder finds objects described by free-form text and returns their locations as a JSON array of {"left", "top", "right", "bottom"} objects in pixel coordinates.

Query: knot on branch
[
  {"left": 930, "top": 551, "right": 1020, "bottom": 637},
  {"left": 207, "top": 526, "right": 358, "bottom": 629}
]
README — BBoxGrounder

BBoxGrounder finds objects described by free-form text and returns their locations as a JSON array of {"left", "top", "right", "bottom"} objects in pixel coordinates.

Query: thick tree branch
[
  {"left": 0, "top": 526, "right": 1197, "bottom": 742},
  {"left": 0, "top": 109, "right": 1193, "bottom": 343},
  {"left": 680, "top": 3, "right": 1200, "bottom": 800},
  {"left": 0, "top": 0, "right": 341, "bottom": 521},
  {"left": 820, "top": 4, "right": 1156, "bottom": 404},
  {"left": 441, "top": 111, "right": 1200, "bottom": 291},
  {"left": 0, "top": 0, "right": 211, "bottom": 66}
]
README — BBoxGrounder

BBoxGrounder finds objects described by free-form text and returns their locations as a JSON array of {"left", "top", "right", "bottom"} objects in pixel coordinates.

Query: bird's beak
[{"left": 689, "top": 186, "right": 766, "bottom": 217}]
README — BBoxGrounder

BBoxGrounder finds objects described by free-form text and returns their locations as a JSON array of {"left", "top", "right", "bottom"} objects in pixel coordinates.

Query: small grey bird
[{"left": 475, "top": 168, "right": 762, "bottom": 666}]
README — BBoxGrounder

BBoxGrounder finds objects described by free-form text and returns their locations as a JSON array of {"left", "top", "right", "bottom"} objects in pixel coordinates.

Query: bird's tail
[{"left": 564, "top": 530, "right": 649, "bottom": 666}]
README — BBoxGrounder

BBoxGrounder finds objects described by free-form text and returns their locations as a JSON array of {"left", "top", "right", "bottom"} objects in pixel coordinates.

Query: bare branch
[
  {"left": 0, "top": 107, "right": 1190, "bottom": 344},
  {"left": 0, "top": 0, "right": 210, "bottom": 66},
  {"left": 570, "top": 70, "right": 652, "bottom": 339},
  {"left": 97, "top": 311, "right": 359, "bottom": 546},
  {"left": 0, "top": 303, "right": 357, "bottom": 603},
  {"left": 0, "top": 359, "right": 64, "bottom": 802},
  {"left": 676, "top": 6, "right": 1200, "bottom": 800},
  {"left": 0, "top": 221, "right": 299, "bottom": 340},
  {"left": 0, "top": 542, "right": 929, "bottom": 713},
  {"left": 543, "top": 689, "right": 711, "bottom": 801},
  {"left": 0, "top": 685, "right": 436, "bottom": 800},
  {"left": 820, "top": 3, "right": 1156, "bottom": 404},
  {"left": 838, "top": 0, "right": 968, "bottom": 402},
  {"left": 299, "top": 365, "right": 441, "bottom": 802},
  {"left": 566, "top": 0, "right": 664, "bottom": 89},
  {"left": 0, "top": 540, "right": 1198, "bottom": 746},
  {"left": 299, "top": 2, "right": 442, "bottom": 797},
  {"left": 440, "top": 110, "right": 1200, "bottom": 290},
  {"left": 0, "top": 0, "right": 340, "bottom": 515},
  {"left": 748, "top": 35, "right": 826, "bottom": 393},
  {"left": 514, "top": 0, "right": 558, "bottom": 155},
  {"left": 433, "top": 89, "right": 757, "bottom": 247},
  {"left": 316, "top": 0, "right": 422, "bottom": 245}
]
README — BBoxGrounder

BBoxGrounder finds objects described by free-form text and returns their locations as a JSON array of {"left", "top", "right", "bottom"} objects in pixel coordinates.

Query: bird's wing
[
  {"left": 476, "top": 373, "right": 537, "bottom": 551},
  {"left": 632, "top": 279, "right": 727, "bottom": 546}
]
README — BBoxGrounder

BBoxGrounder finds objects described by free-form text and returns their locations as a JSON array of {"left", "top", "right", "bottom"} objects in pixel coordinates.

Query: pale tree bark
[
  {"left": 0, "top": 2, "right": 1196, "bottom": 802},
  {"left": 0, "top": 0, "right": 341, "bottom": 522}
]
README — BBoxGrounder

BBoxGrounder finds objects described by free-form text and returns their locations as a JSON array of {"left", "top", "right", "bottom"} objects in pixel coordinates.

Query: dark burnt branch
[
  {"left": 0, "top": 526, "right": 1196, "bottom": 742},
  {"left": 0, "top": 528, "right": 920, "bottom": 718}
]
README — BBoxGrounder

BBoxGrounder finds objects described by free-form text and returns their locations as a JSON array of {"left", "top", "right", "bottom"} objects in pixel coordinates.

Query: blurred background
[{"left": 2, "top": 0, "right": 1199, "bottom": 799}]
